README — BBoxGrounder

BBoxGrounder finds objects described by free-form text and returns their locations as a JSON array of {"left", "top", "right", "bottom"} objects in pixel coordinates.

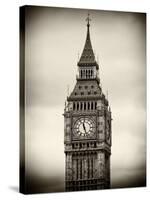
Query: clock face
[{"left": 73, "top": 117, "right": 96, "bottom": 139}]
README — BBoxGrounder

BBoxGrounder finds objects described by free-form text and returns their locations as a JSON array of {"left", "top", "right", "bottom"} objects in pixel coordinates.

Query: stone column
[
  {"left": 84, "top": 155, "right": 88, "bottom": 179},
  {"left": 93, "top": 153, "right": 96, "bottom": 178},
  {"left": 78, "top": 156, "right": 80, "bottom": 180},
  {"left": 97, "top": 151, "right": 105, "bottom": 179},
  {"left": 78, "top": 102, "right": 80, "bottom": 111},
  {"left": 91, "top": 156, "right": 94, "bottom": 178},
  {"left": 89, "top": 155, "right": 92, "bottom": 179},
  {"left": 72, "top": 157, "right": 76, "bottom": 180},
  {"left": 82, "top": 156, "right": 85, "bottom": 180},
  {"left": 107, "top": 157, "right": 111, "bottom": 187},
  {"left": 66, "top": 153, "right": 72, "bottom": 181}
]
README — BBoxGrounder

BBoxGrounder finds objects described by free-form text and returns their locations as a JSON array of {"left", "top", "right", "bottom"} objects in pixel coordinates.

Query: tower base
[{"left": 66, "top": 179, "right": 110, "bottom": 192}]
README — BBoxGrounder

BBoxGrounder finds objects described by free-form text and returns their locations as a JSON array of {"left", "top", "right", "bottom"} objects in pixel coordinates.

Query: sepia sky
[{"left": 24, "top": 6, "right": 146, "bottom": 192}]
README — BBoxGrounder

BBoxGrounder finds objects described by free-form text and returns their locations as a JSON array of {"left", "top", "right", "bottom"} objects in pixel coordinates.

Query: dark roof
[{"left": 67, "top": 80, "right": 102, "bottom": 101}]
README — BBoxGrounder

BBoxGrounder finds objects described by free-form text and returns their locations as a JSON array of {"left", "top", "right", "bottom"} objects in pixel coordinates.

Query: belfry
[{"left": 64, "top": 14, "right": 112, "bottom": 191}]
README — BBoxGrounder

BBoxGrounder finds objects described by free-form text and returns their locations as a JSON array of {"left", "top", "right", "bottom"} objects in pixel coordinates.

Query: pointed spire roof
[{"left": 78, "top": 14, "right": 99, "bottom": 69}]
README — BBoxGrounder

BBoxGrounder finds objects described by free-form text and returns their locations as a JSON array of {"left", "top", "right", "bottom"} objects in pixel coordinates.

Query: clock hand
[{"left": 83, "top": 123, "right": 86, "bottom": 133}]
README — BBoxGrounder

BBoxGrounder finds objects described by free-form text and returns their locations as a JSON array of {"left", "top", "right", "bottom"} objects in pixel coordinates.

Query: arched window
[
  {"left": 77, "top": 102, "right": 79, "bottom": 110},
  {"left": 88, "top": 102, "right": 90, "bottom": 110},
  {"left": 80, "top": 102, "right": 83, "bottom": 110},
  {"left": 86, "top": 70, "right": 88, "bottom": 78},
  {"left": 95, "top": 102, "right": 97, "bottom": 109},
  {"left": 81, "top": 70, "right": 82, "bottom": 78},
  {"left": 91, "top": 102, "right": 93, "bottom": 110},
  {"left": 84, "top": 102, "right": 86, "bottom": 110},
  {"left": 83, "top": 70, "right": 85, "bottom": 78},
  {"left": 91, "top": 70, "right": 93, "bottom": 78},
  {"left": 73, "top": 102, "right": 75, "bottom": 110}
]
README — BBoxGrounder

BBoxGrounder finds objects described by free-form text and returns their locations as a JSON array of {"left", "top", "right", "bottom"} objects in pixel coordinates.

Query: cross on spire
[{"left": 86, "top": 12, "right": 91, "bottom": 27}]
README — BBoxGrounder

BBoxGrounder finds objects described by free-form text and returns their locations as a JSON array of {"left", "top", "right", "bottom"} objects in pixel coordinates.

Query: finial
[
  {"left": 97, "top": 55, "right": 99, "bottom": 64},
  {"left": 67, "top": 85, "right": 70, "bottom": 97},
  {"left": 86, "top": 12, "right": 91, "bottom": 27},
  {"left": 77, "top": 51, "right": 80, "bottom": 61},
  {"left": 106, "top": 90, "right": 108, "bottom": 100}
]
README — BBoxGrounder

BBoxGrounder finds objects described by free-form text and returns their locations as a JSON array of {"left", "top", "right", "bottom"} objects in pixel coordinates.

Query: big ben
[{"left": 64, "top": 14, "right": 112, "bottom": 192}]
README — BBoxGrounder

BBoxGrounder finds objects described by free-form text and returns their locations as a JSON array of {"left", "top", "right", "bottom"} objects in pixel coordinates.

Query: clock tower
[{"left": 64, "top": 15, "right": 112, "bottom": 192}]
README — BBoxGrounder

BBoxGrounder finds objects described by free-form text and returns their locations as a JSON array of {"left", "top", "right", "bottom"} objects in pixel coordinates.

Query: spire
[
  {"left": 78, "top": 13, "right": 99, "bottom": 69},
  {"left": 86, "top": 13, "right": 91, "bottom": 29}
]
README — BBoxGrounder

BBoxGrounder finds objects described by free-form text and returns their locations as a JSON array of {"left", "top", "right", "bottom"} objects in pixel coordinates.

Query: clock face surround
[{"left": 73, "top": 117, "right": 96, "bottom": 139}]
